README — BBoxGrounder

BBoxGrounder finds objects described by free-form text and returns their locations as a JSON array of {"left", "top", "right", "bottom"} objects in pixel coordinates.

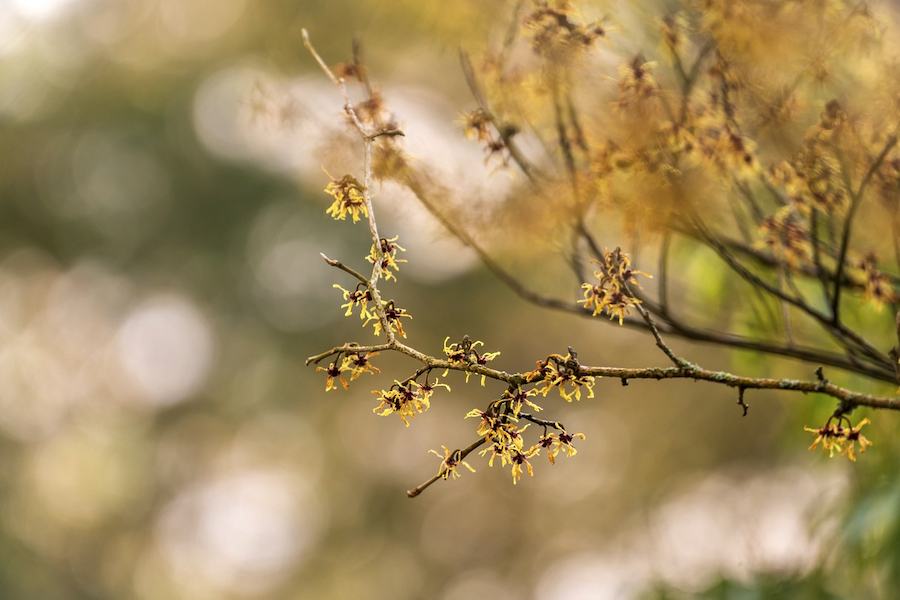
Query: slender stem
[
  {"left": 831, "top": 134, "right": 899, "bottom": 320},
  {"left": 628, "top": 283, "right": 685, "bottom": 368},
  {"left": 302, "top": 29, "right": 395, "bottom": 342},
  {"left": 460, "top": 50, "right": 542, "bottom": 183},
  {"left": 320, "top": 253, "right": 368, "bottom": 283},
  {"left": 407, "top": 438, "right": 487, "bottom": 498},
  {"left": 693, "top": 216, "right": 889, "bottom": 368},
  {"left": 658, "top": 232, "right": 671, "bottom": 315}
]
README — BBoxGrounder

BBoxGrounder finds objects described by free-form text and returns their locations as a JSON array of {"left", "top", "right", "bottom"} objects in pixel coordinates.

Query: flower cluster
[
  {"left": 334, "top": 283, "right": 373, "bottom": 320},
  {"left": 344, "top": 351, "right": 382, "bottom": 380},
  {"left": 768, "top": 100, "right": 849, "bottom": 213},
  {"left": 579, "top": 247, "right": 651, "bottom": 325},
  {"left": 364, "top": 299, "right": 411, "bottom": 338},
  {"left": 316, "top": 350, "right": 381, "bottom": 391},
  {"left": 805, "top": 417, "right": 873, "bottom": 462},
  {"left": 316, "top": 361, "right": 348, "bottom": 391},
  {"left": 525, "top": 351, "right": 595, "bottom": 402},
  {"left": 457, "top": 107, "right": 516, "bottom": 168},
  {"left": 523, "top": 3, "right": 606, "bottom": 57},
  {"left": 471, "top": 410, "right": 537, "bottom": 484},
  {"left": 443, "top": 335, "right": 501, "bottom": 385},
  {"left": 503, "top": 385, "right": 544, "bottom": 414},
  {"left": 856, "top": 252, "right": 900, "bottom": 311},
  {"left": 466, "top": 392, "right": 586, "bottom": 483},
  {"left": 757, "top": 206, "right": 811, "bottom": 267},
  {"left": 373, "top": 376, "right": 450, "bottom": 426},
  {"left": 460, "top": 109, "right": 492, "bottom": 143},
  {"left": 429, "top": 446, "right": 476, "bottom": 480},
  {"left": 616, "top": 56, "right": 659, "bottom": 110},
  {"left": 366, "top": 235, "right": 407, "bottom": 282},
  {"left": 323, "top": 170, "right": 368, "bottom": 223},
  {"left": 535, "top": 430, "right": 586, "bottom": 464}
]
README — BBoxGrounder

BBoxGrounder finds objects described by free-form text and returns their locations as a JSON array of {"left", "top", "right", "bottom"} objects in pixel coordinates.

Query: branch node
[
  {"left": 833, "top": 397, "right": 855, "bottom": 419},
  {"left": 737, "top": 386, "right": 749, "bottom": 416},
  {"left": 814, "top": 366, "right": 827, "bottom": 383}
]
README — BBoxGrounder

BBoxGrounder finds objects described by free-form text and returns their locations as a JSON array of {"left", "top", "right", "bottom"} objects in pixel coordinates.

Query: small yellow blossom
[
  {"left": 533, "top": 431, "right": 586, "bottom": 464},
  {"left": 442, "top": 335, "right": 500, "bottom": 384},
  {"left": 616, "top": 56, "right": 659, "bottom": 110},
  {"left": 466, "top": 408, "right": 503, "bottom": 438},
  {"left": 502, "top": 386, "right": 543, "bottom": 415},
  {"left": 526, "top": 353, "right": 595, "bottom": 402},
  {"left": 372, "top": 384, "right": 421, "bottom": 426},
  {"left": 857, "top": 253, "right": 900, "bottom": 312},
  {"left": 579, "top": 247, "right": 651, "bottom": 324},
  {"left": 316, "top": 361, "right": 349, "bottom": 391},
  {"left": 367, "top": 235, "right": 407, "bottom": 282},
  {"left": 509, "top": 447, "right": 538, "bottom": 484},
  {"left": 805, "top": 417, "right": 873, "bottom": 462},
  {"left": 364, "top": 300, "right": 411, "bottom": 338},
  {"left": 841, "top": 418, "right": 873, "bottom": 462},
  {"left": 342, "top": 351, "right": 381, "bottom": 381},
  {"left": 323, "top": 169, "right": 368, "bottom": 223},
  {"left": 429, "top": 446, "right": 476, "bottom": 480},
  {"left": 334, "top": 284, "right": 373, "bottom": 320}
]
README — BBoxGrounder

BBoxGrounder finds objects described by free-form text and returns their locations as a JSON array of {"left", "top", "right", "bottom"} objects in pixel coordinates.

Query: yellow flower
[
  {"left": 804, "top": 423, "right": 843, "bottom": 457},
  {"left": 509, "top": 447, "right": 537, "bottom": 484},
  {"left": 841, "top": 418, "right": 873, "bottom": 462},
  {"left": 502, "top": 386, "right": 543, "bottom": 415},
  {"left": 804, "top": 417, "right": 873, "bottom": 461},
  {"left": 316, "top": 361, "right": 349, "bottom": 391},
  {"left": 458, "top": 109, "right": 492, "bottom": 142},
  {"left": 367, "top": 235, "right": 407, "bottom": 282},
  {"left": 616, "top": 57, "right": 659, "bottom": 110},
  {"left": 534, "top": 431, "right": 586, "bottom": 464},
  {"left": 466, "top": 408, "right": 501, "bottom": 438},
  {"left": 442, "top": 335, "right": 500, "bottom": 384},
  {"left": 323, "top": 169, "right": 368, "bottom": 223},
  {"left": 528, "top": 353, "right": 595, "bottom": 402},
  {"left": 579, "top": 247, "right": 651, "bottom": 325},
  {"left": 364, "top": 300, "right": 411, "bottom": 337},
  {"left": 443, "top": 335, "right": 470, "bottom": 362},
  {"left": 333, "top": 284, "right": 373, "bottom": 321},
  {"left": 373, "top": 384, "right": 423, "bottom": 426},
  {"left": 479, "top": 442, "right": 512, "bottom": 468},
  {"left": 342, "top": 351, "right": 381, "bottom": 381},
  {"left": 429, "top": 446, "right": 476, "bottom": 480}
]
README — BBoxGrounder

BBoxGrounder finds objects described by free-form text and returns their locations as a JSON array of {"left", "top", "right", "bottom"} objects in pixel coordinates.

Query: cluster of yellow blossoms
[
  {"left": 373, "top": 376, "right": 450, "bottom": 427},
  {"left": 804, "top": 417, "right": 873, "bottom": 462},
  {"left": 461, "top": 384, "right": 585, "bottom": 484},
  {"left": 579, "top": 247, "right": 651, "bottom": 324},
  {"left": 366, "top": 235, "right": 406, "bottom": 282},
  {"left": 315, "top": 350, "right": 382, "bottom": 392},
  {"left": 525, "top": 352, "right": 595, "bottom": 402},
  {"left": 442, "top": 335, "right": 501, "bottom": 385},
  {"left": 323, "top": 170, "right": 368, "bottom": 223}
]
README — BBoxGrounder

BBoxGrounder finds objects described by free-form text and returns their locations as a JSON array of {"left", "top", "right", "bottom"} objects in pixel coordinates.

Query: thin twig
[
  {"left": 831, "top": 134, "right": 899, "bottom": 320},
  {"left": 692, "top": 215, "right": 890, "bottom": 368},
  {"left": 302, "top": 29, "right": 395, "bottom": 341},
  {"left": 460, "top": 50, "right": 542, "bottom": 183},
  {"left": 320, "top": 253, "right": 368, "bottom": 283},
  {"left": 407, "top": 438, "right": 487, "bottom": 498},
  {"left": 658, "top": 232, "right": 671, "bottom": 315},
  {"left": 627, "top": 283, "right": 685, "bottom": 368}
]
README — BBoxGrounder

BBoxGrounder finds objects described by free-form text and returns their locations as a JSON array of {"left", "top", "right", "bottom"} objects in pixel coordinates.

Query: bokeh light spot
[{"left": 116, "top": 295, "right": 214, "bottom": 407}]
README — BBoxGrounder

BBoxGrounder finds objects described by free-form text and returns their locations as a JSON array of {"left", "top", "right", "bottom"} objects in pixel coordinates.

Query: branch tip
[{"left": 737, "top": 387, "right": 749, "bottom": 417}]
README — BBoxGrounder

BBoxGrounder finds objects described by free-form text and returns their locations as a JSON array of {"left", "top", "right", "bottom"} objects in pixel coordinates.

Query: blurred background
[{"left": 0, "top": 0, "right": 898, "bottom": 599}]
